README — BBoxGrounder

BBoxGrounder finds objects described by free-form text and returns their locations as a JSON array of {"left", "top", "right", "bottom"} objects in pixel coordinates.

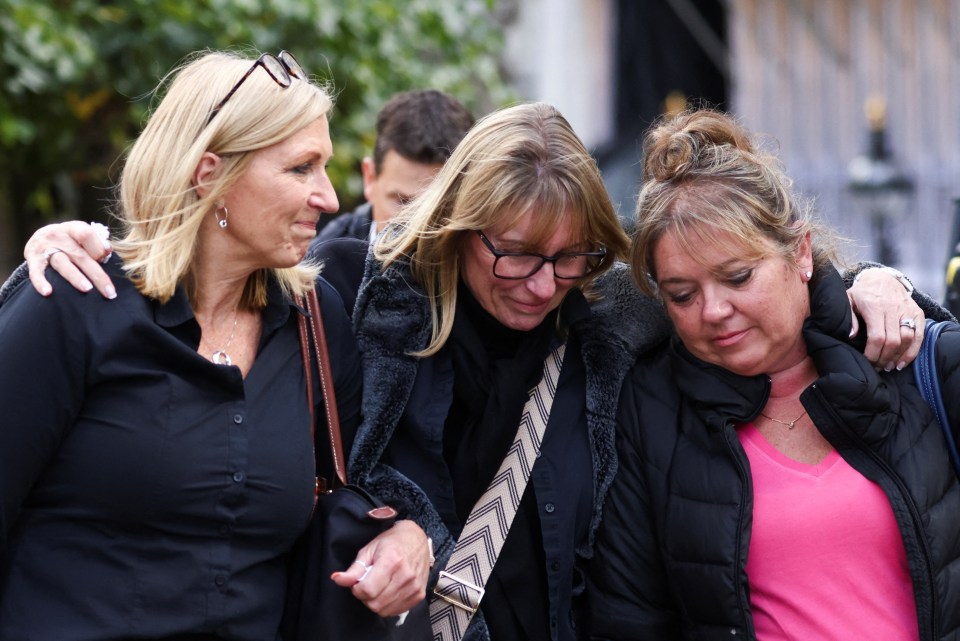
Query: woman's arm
[
  {"left": 0, "top": 270, "right": 86, "bottom": 548},
  {"left": 11, "top": 222, "right": 945, "bottom": 371},
  {"left": 22, "top": 221, "right": 114, "bottom": 299},
  {"left": 844, "top": 263, "right": 955, "bottom": 371}
]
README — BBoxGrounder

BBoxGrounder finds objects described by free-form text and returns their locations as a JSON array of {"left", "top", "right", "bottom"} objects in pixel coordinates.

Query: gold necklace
[{"left": 759, "top": 410, "right": 807, "bottom": 430}]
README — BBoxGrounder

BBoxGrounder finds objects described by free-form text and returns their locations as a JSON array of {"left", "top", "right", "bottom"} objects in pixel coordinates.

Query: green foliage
[{"left": 0, "top": 0, "right": 514, "bottom": 271}]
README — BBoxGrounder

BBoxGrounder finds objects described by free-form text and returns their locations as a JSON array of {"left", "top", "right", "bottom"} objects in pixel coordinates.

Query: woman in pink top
[{"left": 585, "top": 109, "right": 960, "bottom": 641}]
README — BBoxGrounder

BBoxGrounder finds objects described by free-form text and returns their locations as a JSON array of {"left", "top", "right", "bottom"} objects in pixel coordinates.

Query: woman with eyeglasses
[
  {"left": 0, "top": 50, "right": 431, "bottom": 640},
  {"left": 3, "top": 100, "right": 941, "bottom": 641},
  {"left": 343, "top": 102, "right": 942, "bottom": 641}
]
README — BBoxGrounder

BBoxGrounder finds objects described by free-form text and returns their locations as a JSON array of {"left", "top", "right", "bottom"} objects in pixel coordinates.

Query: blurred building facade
[{"left": 500, "top": 0, "right": 960, "bottom": 295}]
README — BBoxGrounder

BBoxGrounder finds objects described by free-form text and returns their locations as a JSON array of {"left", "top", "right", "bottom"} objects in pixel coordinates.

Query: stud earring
[
  {"left": 214, "top": 204, "right": 229, "bottom": 229},
  {"left": 804, "top": 271, "right": 813, "bottom": 281}
]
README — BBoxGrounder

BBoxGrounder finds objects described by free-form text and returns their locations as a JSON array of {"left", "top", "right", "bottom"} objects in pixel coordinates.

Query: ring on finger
[
  {"left": 353, "top": 559, "right": 374, "bottom": 582},
  {"left": 42, "top": 247, "right": 65, "bottom": 263},
  {"left": 899, "top": 317, "right": 917, "bottom": 331}
]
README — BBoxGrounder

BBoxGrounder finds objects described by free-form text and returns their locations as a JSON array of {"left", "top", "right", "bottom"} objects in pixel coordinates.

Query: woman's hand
[
  {"left": 847, "top": 267, "right": 924, "bottom": 371},
  {"left": 25, "top": 221, "right": 115, "bottom": 299},
  {"left": 330, "top": 519, "right": 432, "bottom": 617}
]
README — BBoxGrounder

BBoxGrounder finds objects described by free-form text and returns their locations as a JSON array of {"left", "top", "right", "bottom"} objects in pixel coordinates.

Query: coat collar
[
  {"left": 670, "top": 268, "right": 900, "bottom": 442},
  {"left": 350, "top": 253, "right": 673, "bottom": 556}
]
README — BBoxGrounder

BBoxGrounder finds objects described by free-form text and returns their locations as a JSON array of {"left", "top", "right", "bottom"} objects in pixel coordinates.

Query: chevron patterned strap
[{"left": 429, "top": 343, "right": 567, "bottom": 641}]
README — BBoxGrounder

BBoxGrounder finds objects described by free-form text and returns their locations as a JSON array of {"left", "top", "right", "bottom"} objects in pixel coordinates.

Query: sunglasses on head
[{"left": 205, "top": 50, "right": 306, "bottom": 126}]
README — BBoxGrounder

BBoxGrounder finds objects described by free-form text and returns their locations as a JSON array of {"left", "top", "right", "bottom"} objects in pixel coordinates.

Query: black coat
[
  {"left": 315, "top": 201, "right": 374, "bottom": 243},
  {"left": 350, "top": 255, "right": 672, "bottom": 641},
  {"left": 307, "top": 236, "right": 368, "bottom": 315},
  {"left": 586, "top": 270, "right": 960, "bottom": 641}
]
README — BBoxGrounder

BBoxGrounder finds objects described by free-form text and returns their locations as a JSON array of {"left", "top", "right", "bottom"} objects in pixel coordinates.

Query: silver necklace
[
  {"left": 759, "top": 410, "right": 807, "bottom": 430},
  {"left": 211, "top": 312, "right": 239, "bottom": 366}
]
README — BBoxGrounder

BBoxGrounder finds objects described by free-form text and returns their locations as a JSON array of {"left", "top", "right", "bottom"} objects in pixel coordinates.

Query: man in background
[
  {"left": 315, "top": 89, "right": 475, "bottom": 244},
  {"left": 309, "top": 89, "right": 474, "bottom": 312}
]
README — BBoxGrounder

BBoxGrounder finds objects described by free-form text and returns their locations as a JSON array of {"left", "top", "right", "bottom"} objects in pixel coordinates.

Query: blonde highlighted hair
[
  {"left": 630, "top": 109, "right": 843, "bottom": 295},
  {"left": 375, "top": 101, "right": 629, "bottom": 356},
  {"left": 111, "top": 50, "right": 334, "bottom": 307}
]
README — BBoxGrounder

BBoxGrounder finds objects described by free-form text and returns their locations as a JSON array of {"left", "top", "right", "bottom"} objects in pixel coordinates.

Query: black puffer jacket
[{"left": 586, "top": 270, "right": 960, "bottom": 641}]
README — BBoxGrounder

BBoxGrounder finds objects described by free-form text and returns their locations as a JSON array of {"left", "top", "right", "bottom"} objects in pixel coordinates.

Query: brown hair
[
  {"left": 630, "top": 109, "right": 842, "bottom": 295},
  {"left": 373, "top": 89, "right": 475, "bottom": 172}
]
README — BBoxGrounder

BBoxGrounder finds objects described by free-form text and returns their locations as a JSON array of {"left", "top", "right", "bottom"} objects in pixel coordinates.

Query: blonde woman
[{"left": 0, "top": 50, "right": 429, "bottom": 640}]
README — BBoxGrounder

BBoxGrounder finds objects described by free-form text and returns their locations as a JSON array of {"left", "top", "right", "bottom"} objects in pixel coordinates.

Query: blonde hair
[
  {"left": 111, "top": 50, "right": 334, "bottom": 307},
  {"left": 375, "top": 101, "right": 628, "bottom": 356},
  {"left": 630, "top": 109, "right": 843, "bottom": 296}
]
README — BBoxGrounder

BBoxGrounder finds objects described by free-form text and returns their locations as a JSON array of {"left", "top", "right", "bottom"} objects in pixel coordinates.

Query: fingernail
[
  {"left": 848, "top": 327, "right": 856, "bottom": 338},
  {"left": 897, "top": 361, "right": 906, "bottom": 371},
  {"left": 40, "top": 285, "right": 52, "bottom": 296},
  {"left": 80, "top": 280, "right": 93, "bottom": 292},
  {"left": 330, "top": 572, "right": 341, "bottom": 579},
  {"left": 105, "top": 285, "right": 117, "bottom": 300},
  {"left": 884, "top": 362, "right": 895, "bottom": 372}
]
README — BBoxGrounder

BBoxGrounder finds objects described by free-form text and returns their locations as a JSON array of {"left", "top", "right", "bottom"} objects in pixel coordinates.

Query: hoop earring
[{"left": 214, "top": 205, "right": 228, "bottom": 229}]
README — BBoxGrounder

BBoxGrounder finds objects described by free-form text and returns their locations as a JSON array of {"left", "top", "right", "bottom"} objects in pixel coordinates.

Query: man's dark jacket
[{"left": 315, "top": 202, "right": 373, "bottom": 243}]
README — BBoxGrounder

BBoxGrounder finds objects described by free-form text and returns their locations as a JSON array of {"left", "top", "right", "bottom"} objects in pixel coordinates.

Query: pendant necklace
[
  {"left": 211, "top": 311, "right": 239, "bottom": 366},
  {"left": 759, "top": 410, "right": 808, "bottom": 430}
]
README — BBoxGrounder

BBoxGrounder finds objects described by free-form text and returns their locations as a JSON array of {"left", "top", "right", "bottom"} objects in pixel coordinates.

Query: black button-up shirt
[{"left": 0, "top": 257, "right": 361, "bottom": 640}]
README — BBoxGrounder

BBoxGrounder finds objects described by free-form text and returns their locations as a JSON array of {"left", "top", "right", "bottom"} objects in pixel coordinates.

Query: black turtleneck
[{"left": 442, "top": 280, "right": 558, "bottom": 640}]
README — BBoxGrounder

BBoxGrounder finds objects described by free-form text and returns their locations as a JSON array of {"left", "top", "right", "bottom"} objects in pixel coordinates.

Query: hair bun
[{"left": 643, "top": 110, "right": 754, "bottom": 181}]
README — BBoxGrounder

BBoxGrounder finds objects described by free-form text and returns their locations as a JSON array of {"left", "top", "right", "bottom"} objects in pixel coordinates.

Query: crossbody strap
[
  {"left": 297, "top": 288, "right": 347, "bottom": 492},
  {"left": 913, "top": 318, "right": 960, "bottom": 479},
  {"left": 429, "top": 342, "right": 567, "bottom": 640}
]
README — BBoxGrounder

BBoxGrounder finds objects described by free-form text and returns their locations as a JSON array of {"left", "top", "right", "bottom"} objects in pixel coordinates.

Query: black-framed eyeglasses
[
  {"left": 206, "top": 50, "right": 306, "bottom": 126},
  {"left": 477, "top": 231, "right": 606, "bottom": 280}
]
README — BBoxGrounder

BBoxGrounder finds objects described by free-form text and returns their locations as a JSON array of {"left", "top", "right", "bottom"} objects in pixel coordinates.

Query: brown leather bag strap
[
  {"left": 296, "top": 296, "right": 319, "bottom": 498},
  {"left": 296, "top": 299, "right": 315, "bottom": 433},
  {"left": 298, "top": 288, "right": 347, "bottom": 489}
]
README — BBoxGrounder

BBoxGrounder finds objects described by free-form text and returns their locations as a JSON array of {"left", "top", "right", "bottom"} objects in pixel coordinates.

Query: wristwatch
[{"left": 853, "top": 266, "right": 914, "bottom": 294}]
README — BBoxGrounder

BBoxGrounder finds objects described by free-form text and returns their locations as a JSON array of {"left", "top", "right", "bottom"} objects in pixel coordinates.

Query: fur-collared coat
[{"left": 349, "top": 255, "right": 672, "bottom": 640}]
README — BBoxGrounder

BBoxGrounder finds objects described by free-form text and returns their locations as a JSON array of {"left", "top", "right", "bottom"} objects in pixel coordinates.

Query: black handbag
[{"left": 281, "top": 289, "right": 428, "bottom": 641}]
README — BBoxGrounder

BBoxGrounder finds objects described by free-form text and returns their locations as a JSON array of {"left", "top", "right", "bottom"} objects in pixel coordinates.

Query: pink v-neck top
[{"left": 737, "top": 422, "right": 918, "bottom": 641}]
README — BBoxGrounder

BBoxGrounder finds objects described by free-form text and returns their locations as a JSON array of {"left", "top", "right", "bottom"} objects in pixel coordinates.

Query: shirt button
[
  {"left": 214, "top": 575, "right": 227, "bottom": 587},
  {"left": 233, "top": 414, "right": 243, "bottom": 424},
  {"left": 551, "top": 561, "right": 560, "bottom": 571},
  {"left": 232, "top": 471, "right": 245, "bottom": 483},
  {"left": 544, "top": 503, "right": 556, "bottom": 513}
]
